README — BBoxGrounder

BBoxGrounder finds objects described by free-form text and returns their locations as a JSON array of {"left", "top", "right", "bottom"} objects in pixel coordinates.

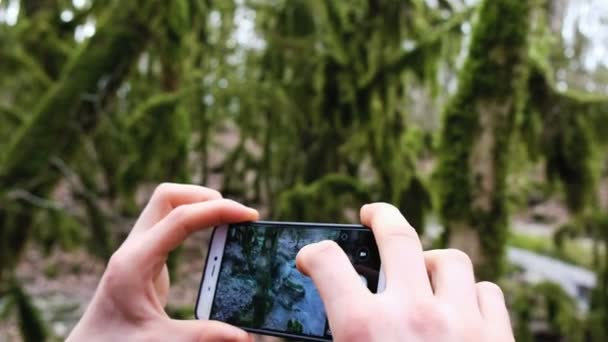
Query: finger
[
  {"left": 360, "top": 203, "right": 431, "bottom": 296},
  {"left": 425, "top": 249, "right": 478, "bottom": 314},
  {"left": 169, "top": 319, "right": 252, "bottom": 342},
  {"left": 296, "top": 240, "right": 369, "bottom": 320},
  {"left": 140, "top": 199, "right": 258, "bottom": 259},
  {"left": 133, "top": 183, "right": 222, "bottom": 232},
  {"left": 477, "top": 282, "right": 512, "bottom": 334}
]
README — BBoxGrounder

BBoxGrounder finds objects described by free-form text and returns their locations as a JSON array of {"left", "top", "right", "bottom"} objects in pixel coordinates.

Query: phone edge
[
  {"left": 194, "top": 220, "right": 379, "bottom": 341},
  {"left": 242, "top": 327, "right": 331, "bottom": 342},
  {"left": 194, "top": 225, "right": 224, "bottom": 320},
  {"left": 252, "top": 220, "right": 369, "bottom": 229},
  {"left": 193, "top": 226, "right": 214, "bottom": 320}
]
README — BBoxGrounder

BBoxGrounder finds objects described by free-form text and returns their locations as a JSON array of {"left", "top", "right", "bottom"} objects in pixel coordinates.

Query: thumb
[
  {"left": 170, "top": 319, "right": 252, "bottom": 342},
  {"left": 296, "top": 240, "right": 368, "bottom": 318}
]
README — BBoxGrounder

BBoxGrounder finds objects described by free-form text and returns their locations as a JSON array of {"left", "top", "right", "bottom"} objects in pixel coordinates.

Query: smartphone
[{"left": 195, "top": 221, "right": 385, "bottom": 341}]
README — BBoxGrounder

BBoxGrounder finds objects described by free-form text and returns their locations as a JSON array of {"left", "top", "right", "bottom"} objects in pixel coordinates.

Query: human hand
[
  {"left": 68, "top": 183, "right": 258, "bottom": 342},
  {"left": 296, "top": 203, "right": 513, "bottom": 342}
]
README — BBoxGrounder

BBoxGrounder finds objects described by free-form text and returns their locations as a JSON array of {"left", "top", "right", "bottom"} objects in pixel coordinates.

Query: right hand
[{"left": 296, "top": 203, "right": 514, "bottom": 342}]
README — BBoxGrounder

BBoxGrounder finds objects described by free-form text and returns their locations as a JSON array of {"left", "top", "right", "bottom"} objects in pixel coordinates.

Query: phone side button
[{"left": 211, "top": 265, "right": 216, "bottom": 277}]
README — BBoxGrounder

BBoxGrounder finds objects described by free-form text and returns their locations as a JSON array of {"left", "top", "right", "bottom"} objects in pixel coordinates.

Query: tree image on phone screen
[{"left": 206, "top": 222, "right": 381, "bottom": 340}]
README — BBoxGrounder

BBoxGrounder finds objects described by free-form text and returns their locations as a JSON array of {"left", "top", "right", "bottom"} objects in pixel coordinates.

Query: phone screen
[{"left": 207, "top": 222, "right": 381, "bottom": 341}]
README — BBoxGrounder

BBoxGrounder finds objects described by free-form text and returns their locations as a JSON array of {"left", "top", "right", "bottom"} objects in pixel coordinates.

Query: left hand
[{"left": 67, "top": 183, "right": 258, "bottom": 342}]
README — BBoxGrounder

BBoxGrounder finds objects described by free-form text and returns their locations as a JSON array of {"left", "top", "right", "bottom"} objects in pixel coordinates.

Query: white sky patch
[
  {"left": 137, "top": 53, "right": 150, "bottom": 74},
  {"left": 232, "top": 4, "right": 266, "bottom": 51},
  {"left": 562, "top": 0, "right": 608, "bottom": 71},
  {"left": 74, "top": 17, "right": 96, "bottom": 42},
  {"left": 0, "top": 0, "right": 20, "bottom": 26},
  {"left": 424, "top": 0, "right": 439, "bottom": 9},
  {"left": 209, "top": 10, "right": 221, "bottom": 29},
  {"left": 461, "top": 21, "right": 472, "bottom": 35},
  {"left": 463, "top": 0, "right": 479, "bottom": 6},
  {"left": 402, "top": 39, "right": 416, "bottom": 52},
  {"left": 61, "top": 9, "right": 74, "bottom": 22},
  {"left": 72, "top": 0, "right": 90, "bottom": 10}
]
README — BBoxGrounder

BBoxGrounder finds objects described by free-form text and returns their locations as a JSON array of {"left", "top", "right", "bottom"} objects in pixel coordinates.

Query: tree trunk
[
  {"left": 436, "top": 0, "right": 531, "bottom": 280},
  {"left": 0, "top": 1, "right": 167, "bottom": 281}
]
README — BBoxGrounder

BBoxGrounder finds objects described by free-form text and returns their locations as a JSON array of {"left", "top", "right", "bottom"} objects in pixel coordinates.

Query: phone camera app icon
[{"left": 356, "top": 247, "right": 370, "bottom": 262}]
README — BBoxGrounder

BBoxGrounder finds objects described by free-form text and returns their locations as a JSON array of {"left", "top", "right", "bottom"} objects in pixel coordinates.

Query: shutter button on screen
[{"left": 356, "top": 247, "right": 370, "bottom": 261}]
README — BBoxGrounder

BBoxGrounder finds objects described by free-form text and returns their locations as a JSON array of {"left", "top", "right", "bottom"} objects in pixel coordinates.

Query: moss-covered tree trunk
[
  {"left": 436, "top": 0, "right": 531, "bottom": 280},
  {"left": 0, "top": 1, "right": 169, "bottom": 282}
]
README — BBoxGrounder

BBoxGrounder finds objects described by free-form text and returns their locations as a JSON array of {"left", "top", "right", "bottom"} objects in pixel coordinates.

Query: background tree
[
  {"left": 436, "top": 0, "right": 531, "bottom": 279},
  {"left": 0, "top": 0, "right": 607, "bottom": 340}
]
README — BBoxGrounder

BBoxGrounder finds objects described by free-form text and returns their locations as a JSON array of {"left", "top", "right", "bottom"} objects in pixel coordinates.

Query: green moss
[
  {"left": 526, "top": 65, "right": 605, "bottom": 213},
  {"left": 512, "top": 281, "right": 583, "bottom": 342},
  {"left": 166, "top": 304, "right": 195, "bottom": 320},
  {"left": 0, "top": 1, "right": 169, "bottom": 279},
  {"left": 436, "top": 0, "right": 531, "bottom": 280},
  {"left": 287, "top": 319, "right": 303, "bottom": 334},
  {"left": 12, "top": 280, "right": 47, "bottom": 342},
  {"left": 508, "top": 232, "right": 593, "bottom": 268},
  {"left": 274, "top": 173, "right": 370, "bottom": 222},
  {"left": 120, "top": 92, "right": 191, "bottom": 195}
]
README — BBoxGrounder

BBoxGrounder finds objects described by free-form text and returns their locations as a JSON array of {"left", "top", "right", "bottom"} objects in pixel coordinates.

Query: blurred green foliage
[{"left": 0, "top": 0, "right": 607, "bottom": 341}]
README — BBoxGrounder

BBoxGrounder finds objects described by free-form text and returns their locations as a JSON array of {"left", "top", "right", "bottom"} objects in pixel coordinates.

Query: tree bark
[{"left": 436, "top": 0, "right": 531, "bottom": 280}]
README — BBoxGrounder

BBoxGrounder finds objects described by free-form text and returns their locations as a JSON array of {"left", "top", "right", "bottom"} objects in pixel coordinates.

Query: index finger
[
  {"left": 139, "top": 199, "right": 259, "bottom": 261},
  {"left": 360, "top": 203, "right": 431, "bottom": 297},
  {"left": 132, "top": 183, "right": 222, "bottom": 232}
]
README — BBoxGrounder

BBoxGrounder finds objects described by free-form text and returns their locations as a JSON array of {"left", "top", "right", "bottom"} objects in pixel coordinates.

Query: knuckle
[
  {"left": 407, "top": 300, "right": 450, "bottom": 335},
  {"left": 167, "top": 204, "right": 191, "bottom": 224},
  {"left": 386, "top": 224, "right": 419, "bottom": 241},
  {"left": 152, "top": 182, "right": 175, "bottom": 200},
  {"left": 341, "top": 308, "right": 374, "bottom": 340},
  {"left": 103, "top": 251, "right": 131, "bottom": 289}
]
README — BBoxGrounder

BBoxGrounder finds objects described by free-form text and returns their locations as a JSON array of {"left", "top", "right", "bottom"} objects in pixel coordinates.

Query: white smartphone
[{"left": 195, "top": 221, "right": 385, "bottom": 341}]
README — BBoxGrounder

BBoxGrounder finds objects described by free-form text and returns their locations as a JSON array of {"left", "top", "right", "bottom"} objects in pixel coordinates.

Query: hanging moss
[
  {"left": 12, "top": 280, "right": 47, "bottom": 342},
  {"left": 120, "top": 92, "right": 191, "bottom": 192},
  {"left": 245, "top": 1, "right": 467, "bottom": 223},
  {"left": 0, "top": 1, "right": 172, "bottom": 281},
  {"left": 274, "top": 173, "right": 370, "bottom": 222},
  {"left": 397, "top": 176, "right": 432, "bottom": 234},
  {"left": 512, "top": 281, "right": 583, "bottom": 342},
  {"left": 579, "top": 211, "right": 608, "bottom": 341},
  {"left": 525, "top": 64, "right": 608, "bottom": 213},
  {"left": 436, "top": 0, "right": 531, "bottom": 280}
]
